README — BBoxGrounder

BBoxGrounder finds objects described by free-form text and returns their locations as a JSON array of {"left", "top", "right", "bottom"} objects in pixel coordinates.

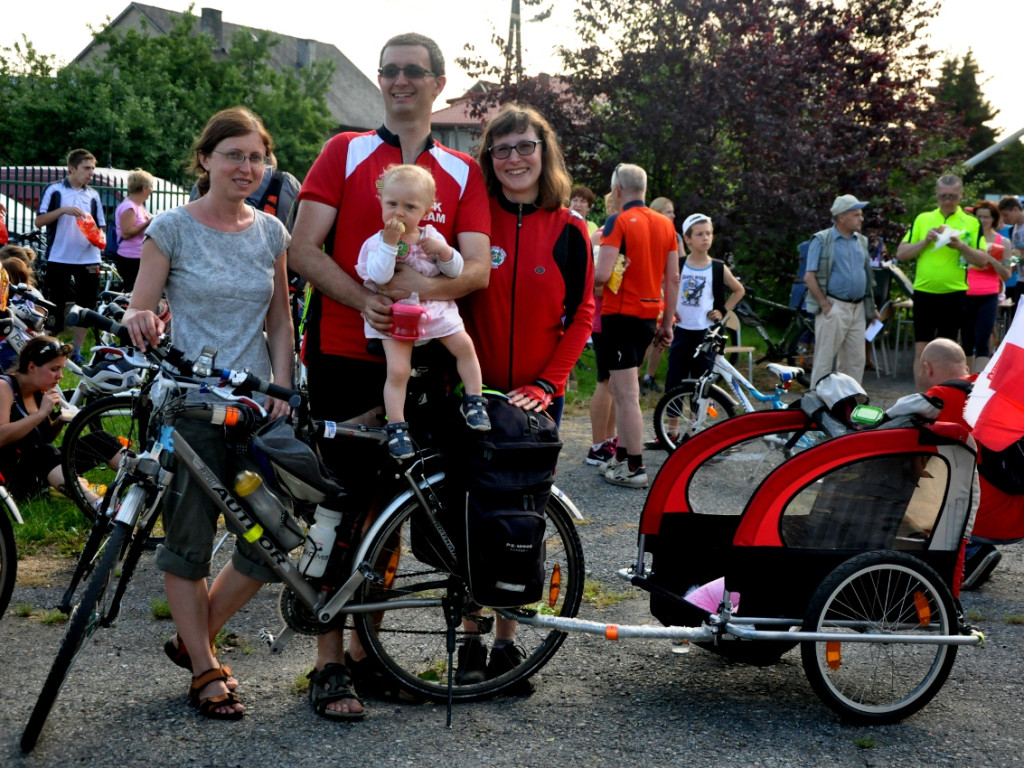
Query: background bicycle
[{"left": 652, "top": 324, "right": 810, "bottom": 454}]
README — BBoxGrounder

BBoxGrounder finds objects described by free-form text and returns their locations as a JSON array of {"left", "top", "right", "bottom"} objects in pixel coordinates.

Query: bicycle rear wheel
[
  {"left": 0, "top": 498, "right": 16, "bottom": 619},
  {"left": 653, "top": 381, "right": 736, "bottom": 453},
  {"left": 60, "top": 394, "right": 145, "bottom": 523},
  {"left": 354, "top": 490, "right": 584, "bottom": 702},
  {"left": 21, "top": 517, "right": 134, "bottom": 752}
]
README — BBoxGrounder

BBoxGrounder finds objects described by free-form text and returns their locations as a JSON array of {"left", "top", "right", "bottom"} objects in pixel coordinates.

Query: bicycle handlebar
[
  {"left": 9, "top": 283, "right": 57, "bottom": 312},
  {"left": 67, "top": 305, "right": 131, "bottom": 345},
  {"left": 215, "top": 369, "right": 303, "bottom": 408}
]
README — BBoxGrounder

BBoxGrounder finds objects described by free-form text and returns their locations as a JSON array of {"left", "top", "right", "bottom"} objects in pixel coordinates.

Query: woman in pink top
[
  {"left": 113, "top": 168, "right": 154, "bottom": 291},
  {"left": 963, "top": 201, "right": 1013, "bottom": 370}
]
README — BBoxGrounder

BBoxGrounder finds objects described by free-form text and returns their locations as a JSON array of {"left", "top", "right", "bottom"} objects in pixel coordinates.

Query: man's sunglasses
[{"left": 378, "top": 64, "right": 436, "bottom": 80}]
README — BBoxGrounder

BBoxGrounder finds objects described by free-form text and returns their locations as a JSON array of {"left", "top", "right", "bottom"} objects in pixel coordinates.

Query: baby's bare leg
[
  {"left": 382, "top": 339, "right": 414, "bottom": 422},
  {"left": 439, "top": 330, "right": 483, "bottom": 395}
]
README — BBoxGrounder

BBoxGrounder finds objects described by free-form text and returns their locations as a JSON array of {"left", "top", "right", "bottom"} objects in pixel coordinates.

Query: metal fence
[{"left": 1, "top": 167, "right": 190, "bottom": 249}]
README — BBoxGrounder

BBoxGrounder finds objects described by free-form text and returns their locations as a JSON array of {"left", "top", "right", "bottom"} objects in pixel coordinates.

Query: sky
[{"left": 3, "top": 0, "right": 1022, "bottom": 140}]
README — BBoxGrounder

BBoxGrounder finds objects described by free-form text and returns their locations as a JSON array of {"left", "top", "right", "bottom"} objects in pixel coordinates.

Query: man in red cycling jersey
[{"left": 289, "top": 32, "right": 491, "bottom": 721}]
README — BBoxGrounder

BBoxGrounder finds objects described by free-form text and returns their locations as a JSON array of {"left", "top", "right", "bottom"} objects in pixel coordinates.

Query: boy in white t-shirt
[{"left": 664, "top": 213, "right": 745, "bottom": 392}]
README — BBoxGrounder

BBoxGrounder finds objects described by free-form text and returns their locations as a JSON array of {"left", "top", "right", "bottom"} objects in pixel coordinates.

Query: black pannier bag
[{"left": 441, "top": 392, "right": 562, "bottom": 608}]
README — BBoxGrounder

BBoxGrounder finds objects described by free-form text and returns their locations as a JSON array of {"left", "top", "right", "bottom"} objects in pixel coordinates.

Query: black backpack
[
  {"left": 939, "top": 378, "right": 1024, "bottom": 495},
  {"left": 442, "top": 393, "right": 563, "bottom": 607}
]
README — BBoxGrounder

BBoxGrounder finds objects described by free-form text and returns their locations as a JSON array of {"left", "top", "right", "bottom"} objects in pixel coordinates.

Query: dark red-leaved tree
[{"left": 460, "top": 0, "right": 969, "bottom": 294}]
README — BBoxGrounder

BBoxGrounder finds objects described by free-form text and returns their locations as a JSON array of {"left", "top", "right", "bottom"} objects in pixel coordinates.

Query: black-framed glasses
[
  {"left": 487, "top": 140, "right": 543, "bottom": 160},
  {"left": 378, "top": 64, "right": 436, "bottom": 80},
  {"left": 937, "top": 193, "right": 961, "bottom": 201},
  {"left": 212, "top": 150, "right": 268, "bottom": 167}
]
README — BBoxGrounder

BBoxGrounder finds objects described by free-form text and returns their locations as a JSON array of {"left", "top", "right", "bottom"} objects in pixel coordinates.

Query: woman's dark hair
[
  {"left": 477, "top": 103, "right": 572, "bottom": 211},
  {"left": 15, "top": 335, "right": 71, "bottom": 373},
  {"left": 191, "top": 107, "right": 273, "bottom": 197},
  {"left": 972, "top": 200, "right": 1000, "bottom": 229}
]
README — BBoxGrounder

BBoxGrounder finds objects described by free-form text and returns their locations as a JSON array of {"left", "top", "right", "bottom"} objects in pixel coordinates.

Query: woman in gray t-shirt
[{"left": 123, "top": 107, "right": 292, "bottom": 721}]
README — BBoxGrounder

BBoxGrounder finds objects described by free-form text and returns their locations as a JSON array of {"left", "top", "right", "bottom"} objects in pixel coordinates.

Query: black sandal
[
  {"left": 345, "top": 652, "right": 421, "bottom": 703},
  {"left": 307, "top": 663, "right": 366, "bottom": 721}
]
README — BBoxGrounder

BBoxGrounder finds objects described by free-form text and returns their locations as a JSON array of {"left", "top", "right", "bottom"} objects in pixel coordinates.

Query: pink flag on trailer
[{"left": 966, "top": 304, "right": 1024, "bottom": 451}]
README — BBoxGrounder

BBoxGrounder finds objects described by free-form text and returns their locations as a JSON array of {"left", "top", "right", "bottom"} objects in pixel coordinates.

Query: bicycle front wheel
[
  {"left": 21, "top": 519, "right": 133, "bottom": 753},
  {"left": 61, "top": 394, "right": 145, "bottom": 523},
  {"left": 354, "top": 490, "right": 585, "bottom": 702},
  {"left": 800, "top": 551, "right": 958, "bottom": 724},
  {"left": 653, "top": 381, "right": 736, "bottom": 453},
  {"left": 0, "top": 499, "right": 16, "bottom": 619}
]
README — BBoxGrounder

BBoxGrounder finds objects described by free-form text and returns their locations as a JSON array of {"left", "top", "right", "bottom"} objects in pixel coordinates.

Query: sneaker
[
  {"left": 602, "top": 456, "right": 624, "bottom": 477},
  {"left": 461, "top": 395, "right": 491, "bottom": 432},
  {"left": 454, "top": 638, "right": 488, "bottom": 685},
  {"left": 487, "top": 642, "right": 534, "bottom": 694},
  {"left": 586, "top": 440, "right": 616, "bottom": 467},
  {"left": 962, "top": 544, "right": 1002, "bottom": 590},
  {"left": 70, "top": 352, "right": 85, "bottom": 366},
  {"left": 386, "top": 421, "right": 415, "bottom": 459},
  {"left": 604, "top": 461, "right": 649, "bottom": 488},
  {"left": 643, "top": 434, "right": 679, "bottom": 451}
]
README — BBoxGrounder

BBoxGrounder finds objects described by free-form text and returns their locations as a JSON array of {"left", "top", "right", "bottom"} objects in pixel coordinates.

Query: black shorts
[
  {"left": 913, "top": 290, "right": 965, "bottom": 344},
  {"left": 45, "top": 262, "right": 101, "bottom": 331},
  {"left": 590, "top": 332, "right": 610, "bottom": 382},
  {"left": 597, "top": 315, "right": 657, "bottom": 372}
]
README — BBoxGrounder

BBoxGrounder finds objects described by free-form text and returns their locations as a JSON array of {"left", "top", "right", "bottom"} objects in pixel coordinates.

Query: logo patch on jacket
[{"left": 490, "top": 246, "right": 507, "bottom": 268}]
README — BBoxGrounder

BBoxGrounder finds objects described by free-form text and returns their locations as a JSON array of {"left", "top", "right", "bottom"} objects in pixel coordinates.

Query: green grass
[
  {"left": 12, "top": 493, "right": 91, "bottom": 556},
  {"left": 150, "top": 597, "right": 172, "bottom": 620},
  {"left": 582, "top": 579, "right": 633, "bottom": 609}
]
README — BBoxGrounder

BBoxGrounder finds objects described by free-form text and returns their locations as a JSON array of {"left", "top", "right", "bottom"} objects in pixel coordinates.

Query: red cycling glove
[{"left": 508, "top": 379, "right": 554, "bottom": 411}]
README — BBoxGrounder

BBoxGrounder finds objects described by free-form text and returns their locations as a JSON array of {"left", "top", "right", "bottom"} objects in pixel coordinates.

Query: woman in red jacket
[
  {"left": 455, "top": 103, "right": 594, "bottom": 688},
  {"left": 461, "top": 103, "right": 595, "bottom": 425}
]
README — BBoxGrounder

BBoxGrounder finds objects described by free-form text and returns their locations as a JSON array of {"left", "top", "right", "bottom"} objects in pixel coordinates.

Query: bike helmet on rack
[
  {"left": 81, "top": 348, "right": 143, "bottom": 393},
  {"left": 11, "top": 302, "right": 46, "bottom": 332},
  {"left": 252, "top": 417, "right": 342, "bottom": 504}
]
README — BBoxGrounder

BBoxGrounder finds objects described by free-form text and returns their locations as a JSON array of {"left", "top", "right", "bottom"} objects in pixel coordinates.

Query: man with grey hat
[{"left": 803, "top": 194, "right": 878, "bottom": 386}]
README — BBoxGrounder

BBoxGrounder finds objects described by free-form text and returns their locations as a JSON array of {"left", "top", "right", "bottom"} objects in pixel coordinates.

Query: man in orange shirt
[{"left": 594, "top": 164, "right": 679, "bottom": 487}]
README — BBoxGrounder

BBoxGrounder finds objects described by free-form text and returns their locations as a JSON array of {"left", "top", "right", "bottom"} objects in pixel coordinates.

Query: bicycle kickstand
[{"left": 443, "top": 593, "right": 461, "bottom": 729}]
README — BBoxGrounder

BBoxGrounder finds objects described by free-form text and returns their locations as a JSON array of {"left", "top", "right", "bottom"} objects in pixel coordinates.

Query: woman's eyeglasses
[
  {"left": 487, "top": 140, "right": 544, "bottom": 160},
  {"left": 212, "top": 150, "right": 269, "bottom": 167},
  {"left": 378, "top": 64, "right": 435, "bottom": 80}
]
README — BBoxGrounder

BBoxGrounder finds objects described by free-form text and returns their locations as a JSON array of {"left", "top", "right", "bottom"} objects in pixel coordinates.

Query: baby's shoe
[
  {"left": 386, "top": 421, "right": 415, "bottom": 459},
  {"left": 461, "top": 395, "right": 491, "bottom": 432}
]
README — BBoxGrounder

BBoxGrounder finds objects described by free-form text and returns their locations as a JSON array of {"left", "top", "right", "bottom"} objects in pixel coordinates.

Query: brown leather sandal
[
  {"left": 165, "top": 635, "right": 237, "bottom": 690},
  {"left": 189, "top": 666, "right": 243, "bottom": 721}
]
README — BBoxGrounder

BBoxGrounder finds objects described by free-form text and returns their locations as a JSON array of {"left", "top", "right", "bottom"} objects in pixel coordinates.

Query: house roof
[
  {"left": 73, "top": 3, "right": 383, "bottom": 132},
  {"left": 431, "top": 81, "right": 500, "bottom": 128}
]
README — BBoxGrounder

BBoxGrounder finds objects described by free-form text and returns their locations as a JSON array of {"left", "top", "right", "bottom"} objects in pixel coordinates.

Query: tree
[
  {"left": 934, "top": 52, "right": 1024, "bottom": 196},
  {"left": 0, "top": 9, "right": 334, "bottom": 183},
  {"left": 460, "top": 0, "right": 971, "bottom": 294}
]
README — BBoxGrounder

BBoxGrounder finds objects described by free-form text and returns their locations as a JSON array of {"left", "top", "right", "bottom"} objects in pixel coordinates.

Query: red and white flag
[{"left": 966, "top": 304, "right": 1024, "bottom": 450}]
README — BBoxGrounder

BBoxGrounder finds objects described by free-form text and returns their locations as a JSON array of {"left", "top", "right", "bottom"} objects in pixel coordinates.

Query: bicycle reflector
[
  {"left": 707, "top": 404, "right": 718, "bottom": 418},
  {"left": 826, "top": 641, "right": 842, "bottom": 670},
  {"left": 548, "top": 563, "right": 561, "bottom": 609},
  {"left": 913, "top": 590, "right": 932, "bottom": 627}
]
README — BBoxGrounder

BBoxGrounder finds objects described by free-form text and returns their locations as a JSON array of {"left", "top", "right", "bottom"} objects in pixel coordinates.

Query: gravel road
[{"left": 2, "top": 363, "right": 1022, "bottom": 767}]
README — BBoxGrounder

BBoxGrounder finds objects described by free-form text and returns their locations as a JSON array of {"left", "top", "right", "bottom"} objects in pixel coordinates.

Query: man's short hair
[
  {"left": 67, "top": 149, "right": 96, "bottom": 169},
  {"left": 571, "top": 185, "right": 595, "bottom": 205},
  {"left": 612, "top": 164, "right": 647, "bottom": 196},
  {"left": 936, "top": 173, "right": 962, "bottom": 190},
  {"left": 380, "top": 33, "right": 445, "bottom": 76},
  {"left": 998, "top": 195, "right": 1023, "bottom": 212}
]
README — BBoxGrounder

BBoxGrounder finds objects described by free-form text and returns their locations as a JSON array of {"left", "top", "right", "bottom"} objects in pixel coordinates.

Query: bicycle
[
  {"left": 653, "top": 324, "right": 811, "bottom": 454},
  {"left": 21, "top": 308, "right": 584, "bottom": 752},
  {"left": 732, "top": 288, "right": 816, "bottom": 386},
  {"left": 0, "top": 471, "right": 25, "bottom": 620}
]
